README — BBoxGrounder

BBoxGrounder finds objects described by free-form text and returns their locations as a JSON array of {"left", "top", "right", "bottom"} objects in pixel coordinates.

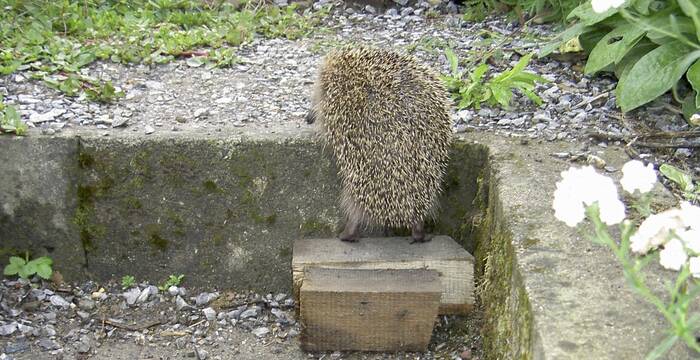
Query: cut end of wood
[{"left": 299, "top": 267, "right": 441, "bottom": 352}]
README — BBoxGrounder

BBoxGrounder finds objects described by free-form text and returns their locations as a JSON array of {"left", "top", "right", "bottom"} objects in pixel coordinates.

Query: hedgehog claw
[
  {"left": 410, "top": 223, "right": 432, "bottom": 244},
  {"left": 339, "top": 218, "right": 360, "bottom": 242}
]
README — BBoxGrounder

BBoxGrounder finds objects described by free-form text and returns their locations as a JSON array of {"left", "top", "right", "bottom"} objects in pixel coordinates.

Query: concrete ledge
[{"left": 0, "top": 127, "right": 692, "bottom": 358}]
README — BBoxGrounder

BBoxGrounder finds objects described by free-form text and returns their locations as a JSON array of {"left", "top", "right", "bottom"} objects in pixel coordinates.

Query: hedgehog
[{"left": 306, "top": 45, "right": 452, "bottom": 243}]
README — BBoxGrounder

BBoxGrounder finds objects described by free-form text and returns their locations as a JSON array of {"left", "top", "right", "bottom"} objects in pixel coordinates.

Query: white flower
[
  {"left": 690, "top": 257, "right": 700, "bottom": 278},
  {"left": 591, "top": 0, "right": 625, "bottom": 13},
  {"left": 620, "top": 160, "right": 656, "bottom": 194},
  {"left": 680, "top": 202, "right": 700, "bottom": 230},
  {"left": 679, "top": 229, "right": 700, "bottom": 254},
  {"left": 553, "top": 166, "right": 625, "bottom": 227},
  {"left": 659, "top": 238, "right": 687, "bottom": 271},
  {"left": 629, "top": 209, "right": 684, "bottom": 254}
]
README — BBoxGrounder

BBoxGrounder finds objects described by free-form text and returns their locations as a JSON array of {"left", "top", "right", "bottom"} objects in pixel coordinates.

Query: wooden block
[
  {"left": 299, "top": 268, "right": 441, "bottom": 352},
  {"left": 293, "top": 236, "right": 474, "bottom": 314}
]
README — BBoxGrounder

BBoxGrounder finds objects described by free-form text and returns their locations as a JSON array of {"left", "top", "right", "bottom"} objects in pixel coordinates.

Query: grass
[{"left": 0, "top": 0, "right": 327, "bottom": 101}]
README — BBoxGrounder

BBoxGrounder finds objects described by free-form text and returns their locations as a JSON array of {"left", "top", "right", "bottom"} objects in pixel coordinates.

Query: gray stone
[
  {"left": 195, "top": 292, "right": 218, "bottom": 306},
  {"left": 78, "top": 298, "right": 96, "bottom": 311},
  {"left": 364, "top": 5, "right": 376, "bottom": 14},
  {"left": 252, "top": 327, "right": 269, "bottom": 337},
  {"left": 49, "top": 295, "right": 71, "bottom": 308},
  {"left": 203, "top": 307, "right": 217, "bottom": 321},
  {"left": 400, "top": 7, "right": 413, "bottom": 16},
  {"left": 5, "top": 339, "right": 29, "bottom": 354},
  {"left": 385, "top": 8, "right": 398, "bottom": 16},
  {"left": 168, "top": 286, "right": 179, "bottom": 296},
  {"left": 38, "top": 338, "right": 60, "bottom": 351},
  {"left": 0, "top": 323, "right": 17, "bottom": 336},
  {"left": 175, "top": 296, "right": 192, "bottom": 311},
  {"left": 240, "top": 307, "right": 260, "bottom": 319},
  {"left": 144, "top": 125, "right": 155, "bottom": 134},
  {"left": 122, "top": 288, "right": 141, "bottom": 305}
]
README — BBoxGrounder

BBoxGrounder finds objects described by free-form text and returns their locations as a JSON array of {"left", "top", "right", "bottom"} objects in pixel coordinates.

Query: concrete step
[{"left": 0, "top": 127, "right": 692, "bottom": 359}]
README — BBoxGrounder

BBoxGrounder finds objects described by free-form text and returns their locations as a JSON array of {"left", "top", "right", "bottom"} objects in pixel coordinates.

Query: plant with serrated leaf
[
  {"left": 158, "top": 274, "right": 184, "bottom": 291},
  {"left": 540, "top": 0, "right": 700, "bottom": 121},
  {"left": 121, "top": 275, "right": 136, "bottom": 289},
  {"left": 0, "top": 95, "right": 27, "bottom": 136},
  {"left": 442, "top": 48, "right": 548, "bottom": 110},
  {"left": 660, "top": 164, "right": 699, "bottom": 202},
  {"left": 3, "top": 253, "right": 53, "bottom": 280}
]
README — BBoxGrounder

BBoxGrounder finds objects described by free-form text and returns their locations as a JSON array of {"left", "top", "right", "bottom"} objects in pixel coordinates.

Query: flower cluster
[
  {"left": 552, "top": 165, "right": 625, "bottom": 227},
  {"left": 553, "top": 159, "right": 700, "bottom": 275},
  {"left": 591, "top": 0, "right": 625, "bottom": 13}
]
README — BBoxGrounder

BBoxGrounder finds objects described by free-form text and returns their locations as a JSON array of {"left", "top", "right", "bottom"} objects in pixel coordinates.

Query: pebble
[
  {"left": 38, "top": 338, "right": 60, "bottom": 351},
  {"left": 168, "top": 286, "right": 180, "bottom": 296},
  {"left": 252, "top": 327, "right": 270, "bottom": 337},
  {"left": 240, "top": 307, "right": 260, "bottom": 319},
  {"left": 203, "top": 307, "right": 217, "bottom": 321},
  {"left": 4, "top": 339, "right": 29, "bottom": 354},
  {"left": 175, "top": 295, "right": 193, "bottom": 311},
  {"left": 78, "top": 298, "right": 96, "bottom": 311},
  {"left": 49, "top": 295, "right": 71, "bottom": 308},
  {"left": 123, "top": 287, "right": 141, "bottom": 305},
  {"left": 0, "top": 323, "right": 17, "bottom": 336},
  {"left": 144, "top": 125, "right": 155, "bottom": 134},
  {"left": 195, "top": 292, "right": 218, "bottom": 306}
]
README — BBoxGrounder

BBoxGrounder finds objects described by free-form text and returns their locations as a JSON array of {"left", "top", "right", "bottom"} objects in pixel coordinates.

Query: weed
[
  {"left": 3, "top": 253, "right": 53, "bottom": 280},
  {"left": 660, "top": 164, "right": 699, "bottom": 202},
  {"left": 159, "top": 274, "right": 184, "bottom": 291},
  {"left": 121, "top": 275, "right": 136, "bottom": 289},
  {"left": 0, "top": 95, "right": 27, "bottom": 135},
  {"left": 442, "top": 48, "right": 548, "bottom": 109}
]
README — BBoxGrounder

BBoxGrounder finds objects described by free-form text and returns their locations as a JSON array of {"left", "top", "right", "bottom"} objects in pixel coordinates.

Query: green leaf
[
  {"left": 682, "top": 93, "right": 699, "bottom": 121},
  {"left": 445, "top": 48, "right": 458, "bottom": 76},
  {"left": 633, "top": 0, "right": 653, "bottom": 15},
  {"left": 585, "top": 24, "right": 646, "bottom": 75},
  {"left": 3, "top": 263, "right": 21, "bottom": 276},
  {"left": 616, "top": 41, "right": 700, "bottom": 112},
  {"left": 36, "top": 263, "right": 52, "bottom": 279},
  {"left": 660, "top": 164, "right": 695, "bottom": 192},
  {"left": 613, "top": 40, "right": 657, "bottom": 79},
  {"left": 567, "top": 2, "right": 619, "bottom": 25},
  {"left": 645, "top": 334, "right": 678, "bottom": 360},
  {"left": 539, "top": 23, "right": 590, "bottom": 58},
  {"left": 8, "top": 256, "right": 26, "bottom": 266},
  {"left": 678, "top": 0, "right": 700, "bottom": 41},
  {"left": 688, "top": 60, "right": 700, "bottom": 107}
]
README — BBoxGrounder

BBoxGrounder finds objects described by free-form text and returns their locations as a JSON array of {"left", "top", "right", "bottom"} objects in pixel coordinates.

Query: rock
[
  {"left": 112, "top": 115, "right": 128, "bottom": 128},
  {"left": 240, "top": 307, "right": 260, "bottom": 319},
  {"left": 49, "top": 295, "right": 71, "bottom": 308},
  {"left": 394, "top": 0, "right": 409, "bottom": 5},
  {"left": 76, "top": 335, "right": 91, "bottom": 354},
  {"left": 400, "top": 7, "right": 413, "bottom": 16},
  {"left": 283, "top": 298, "right": 295, "bottom": 308},
  {"left": 17, "top": 324, "right": 35, "bottom": 335},
  {"left": 42, "top": 325, "right": 56, "bottom": 337},
  {"left": 76, "top": 310, "right": 90, "bottom": 320},
  {"left": 364, "top": 5, "right": 376, "bottom": 14},
  {"left": 38, "top": 338, "right": 60, "bottom": 351},
  {"left": 5, "top": 339, "right": 29, "bottom": 354},
  {"left": 29, "top": 108, "right": 66, "bottom": 123},
  {"left": 203, "top": 307, "right": 217, "bottom": 321},
  {"left": 215, "top": 97, "right": 232, "bottom": 104},
  {"left": 145, "top": 80, "right": 164, "bottom": 90},
  {"left": 175, "top": 296, "right": 193, "bottom": 311},
  {"left": 274, "top": 0, "right": 288, "bottom": 6},
  {"left": 386, "top": 8, "right": 398, "bottom": 16},
  {"left": 194, "top": 108, "right": 209, "bottom": 119},
  {"left": 78, "top": 298, "right": 96, "bottom": 311},
  {"left": 195, "top": 292, "right": 218, "bottom": 306},
  {"left": 168, "top": 286, "right": 179, "bottom": 296},
  {"left": 18, "top": 94, "right": 40, "bottom": 104},
  {"left": 122, "top": 288, "right": 141, "bottom": 305},
  {"left": 0, "top": 323, "right": 17, "bottom": 336},
  {"left": 144, "top": 125, "right": 155, "bottom": 135},
  {"left": 274, "top": 293, "right": 287, "bottom": 302},
  {"left": 252, "top": 327, "right": 270, "bottom": 337},
  {"left": 137, "top": 285, "right": 158, "bottom": 303},
  {"left": 195, "top": 348, "right": 208, "bottom": 360}
]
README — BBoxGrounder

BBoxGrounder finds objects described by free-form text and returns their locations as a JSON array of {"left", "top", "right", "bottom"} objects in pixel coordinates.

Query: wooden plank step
[
  {"left": 299, "top": 267, "right": 441, "bottom": 352},
  {"left": 292, "top": 236, "right": 474, "bottom": 314}
]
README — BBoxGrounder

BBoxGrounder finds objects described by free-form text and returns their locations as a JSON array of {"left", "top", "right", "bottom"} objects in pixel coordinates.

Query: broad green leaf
[
  {"left": 682, "top": 93, "right": 699, "bottom": 121},
  {"left": 678, "top": 0, "right": 700, "bottom": 41},
  {"left": 660, "top": 164, "right": 695, "bottom": 192},
  {"left": 18, "top": 265, "right": 33, "bottom": 279},
  {"left": 29, "top": 256, "right": 53, "bottom": 266},
  {"left": 585, "top": 24, "right": 646, "bottom": 75},
  {"left": 567, "top": 2, "right": 619, "bottom": 25},
  {"left": 471, "top": 63, "right": 488, "bottom": 82},
  {"left": 633, "top": 0, "right": 653, "bottom": 15},
  {"left": 616, "top": 41, "right": 700, "bottom": 112},
  {"left": 539, "top": 23, "right": 590, "bottom": 57},
  {"left": 646, "top": 17, "right": 696, "bottom": 44},
  {"left": 36, "top": 264, "right": 52, "bottom": 279},
  {"left": 3, "top": 263, "right": 21, "bottom": 276},
  {"left": 613, "top": 40, "right": 657, "bottom": 79},
  {"left": 8, "top": 256, "right": 25, "bottom": 266},
  {"left": 687, "top": 60, "right": 700, "bottom": 107}
]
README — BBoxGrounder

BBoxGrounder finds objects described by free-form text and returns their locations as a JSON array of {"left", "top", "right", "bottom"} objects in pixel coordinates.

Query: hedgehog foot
[
  {"left": 339, "top": 218, "right": 360, "bottom": 242},
  {"left": 410, "top": 223, "right": 432, "bottom": 244}
]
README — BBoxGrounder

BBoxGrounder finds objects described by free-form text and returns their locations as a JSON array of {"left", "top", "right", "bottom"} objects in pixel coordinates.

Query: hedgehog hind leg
[
  {"left": 410, "top": 222, "right": 432, "bottom": 244},
  {"left": 338, "top": 190, "right": 365, "bottom": 242},
  {"left": 339, "top": 215, "right": 360, "bottom": 242}
]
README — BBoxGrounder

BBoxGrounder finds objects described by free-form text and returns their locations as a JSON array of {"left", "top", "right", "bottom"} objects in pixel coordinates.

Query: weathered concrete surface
[
  {"left": 0, "top": 126, "right": 486, "bottom": 292},
  {"left": 0, "top": 136, "right": 85, "bottom": 277},
  {"left": 466, "top": 132, "right": 695, "bottom": 359},
  {"left": 1, "top": 126, "right": 695, "bottom": 359}
]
